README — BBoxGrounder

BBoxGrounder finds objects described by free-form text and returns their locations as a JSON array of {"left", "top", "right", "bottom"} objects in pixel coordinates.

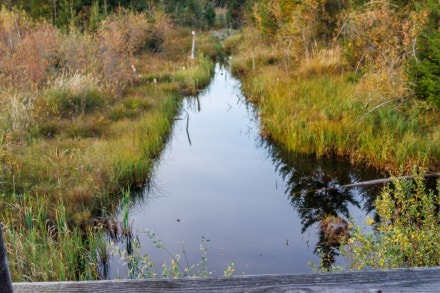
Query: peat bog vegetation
[
  {"left": 0, "top": 4, "right": 217, "bottom": 281},
  {"left": 0, "top": 0, "right": 440, "bottom": 282}
]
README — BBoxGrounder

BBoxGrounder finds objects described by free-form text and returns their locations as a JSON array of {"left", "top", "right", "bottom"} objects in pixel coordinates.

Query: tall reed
[{"left": 1, "top": 195, "right": 103, "bottom": 281}]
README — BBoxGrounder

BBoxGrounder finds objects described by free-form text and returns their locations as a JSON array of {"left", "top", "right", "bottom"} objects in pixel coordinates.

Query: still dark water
[{"left": 107, "top": 64, "right": 382, "bottom": 278}]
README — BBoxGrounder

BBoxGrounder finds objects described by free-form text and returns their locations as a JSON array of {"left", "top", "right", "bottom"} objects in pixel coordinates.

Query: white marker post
[{"left": 191, "top": 31, "right": 196, "bottom": 60}]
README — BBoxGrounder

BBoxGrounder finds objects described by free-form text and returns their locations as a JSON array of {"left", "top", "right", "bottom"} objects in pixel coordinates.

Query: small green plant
[
  {"left": 308, "top": 250, "right": 344, "bottom": 273},
  {"left": 120, "top": 190, "right": 131, "bottom": 235},
  {"left": 223, "top": 262, "right": 236, "bottom": 277},
  {"left": 111, "top": 231, "right": 236, "bottom": 279},
  {"left": 342, "top": 170, "right": 440, "bottom": 270}
]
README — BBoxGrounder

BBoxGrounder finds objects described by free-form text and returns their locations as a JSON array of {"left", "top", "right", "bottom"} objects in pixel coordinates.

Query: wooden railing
[
  {"left": 11, "top": 266, "right": 440, "bottom": 292},
  {"left": 3, "top": 225, "right": 440, "bottom": 292},
  {"left": 0, "top": 223, "right": 13, "bottom": 293}
]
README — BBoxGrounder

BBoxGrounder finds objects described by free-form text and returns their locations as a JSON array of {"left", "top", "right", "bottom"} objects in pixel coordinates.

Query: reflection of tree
[
  {"left": 261, "top": 139, "right": 382, "bottom": 269},
  {"left": 288, "top": 171, "right": 356, "bottom": 232}
]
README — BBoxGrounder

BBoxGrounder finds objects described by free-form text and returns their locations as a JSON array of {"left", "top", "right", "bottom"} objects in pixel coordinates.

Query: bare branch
[{"left": 356, "top": 96, "right": 406, "bottom": 123}]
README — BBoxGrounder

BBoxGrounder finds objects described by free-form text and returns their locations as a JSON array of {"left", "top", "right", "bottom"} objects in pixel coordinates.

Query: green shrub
[
  {"left": 343, "top": 170, "right": 440, "bottom": 270},
  {"left": 35, "top": 121, "right": 61, "bottom": 138}
]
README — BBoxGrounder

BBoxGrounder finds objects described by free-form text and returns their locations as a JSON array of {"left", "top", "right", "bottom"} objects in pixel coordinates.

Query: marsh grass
[
  {"left": 174, "top": 55, "right": 214, "bottom": 95},
  {"left": 0, "top": 7, "right": 218, "bottom": 281},
  {"left": 1, "top": 195, "right": 103, "bottom": 281},
  {"left": 230, "top": 28, "right": 440, "bottom": 173}
]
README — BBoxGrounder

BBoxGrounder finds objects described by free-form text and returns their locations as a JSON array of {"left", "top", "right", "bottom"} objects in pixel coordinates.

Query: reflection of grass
[{"left": 98, "top": 191, "right": 235, "bottom": 280}]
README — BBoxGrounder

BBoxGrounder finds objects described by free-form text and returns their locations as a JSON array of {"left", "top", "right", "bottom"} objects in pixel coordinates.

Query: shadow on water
[
  {"left": 262, "top": 139, "right": 383, "bottom": 269},
  {"left": 103, "top": 63, "right": 388, "bottom": 278}
]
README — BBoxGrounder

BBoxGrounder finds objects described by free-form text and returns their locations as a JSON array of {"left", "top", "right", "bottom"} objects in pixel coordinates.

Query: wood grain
[
  {"left": 0, "top": 223, "right": 13, "bottom": 293},
  {"left": 13, "top": 266, "right": 440, "bottom": 292}
]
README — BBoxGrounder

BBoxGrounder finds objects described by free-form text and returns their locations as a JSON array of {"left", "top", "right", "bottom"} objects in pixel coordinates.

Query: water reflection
[
  {"left": 263, "top": 140, "right": 382, "bottom": 269},
  {"left": 106, "top": 64, "right": 386, "bottom": 278}
]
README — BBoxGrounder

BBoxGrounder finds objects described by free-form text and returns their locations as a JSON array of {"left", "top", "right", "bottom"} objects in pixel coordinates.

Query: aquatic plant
[
  {"left": 1, "top": 195, "right": 103, "bottom": 281},
  {"left": 110, "top": 231, "right": 235, "bottom": 279}
]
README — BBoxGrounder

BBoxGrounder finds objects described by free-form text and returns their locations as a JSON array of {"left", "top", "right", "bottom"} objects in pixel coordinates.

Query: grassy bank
[
  {"left": 226, "top": 4, "right": 440, "bottom": 270},
  {"left": 0, "top": 7, "right": 217, "bottom": 281},
  {"left": 227, "top": 28, "right": 440, "bottom": 174}
]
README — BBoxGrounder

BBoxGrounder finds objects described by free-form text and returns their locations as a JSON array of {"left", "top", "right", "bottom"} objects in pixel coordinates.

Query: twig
[
  {"left": 362, "top": 1, "right": 398, "bottom": 8},
  {"left": 185, "top": 112, "right": 191, "bottom": 146},
  {"left": 412, "top": 35, "right": 419, "bottom": 63},
  {"left": 357, "top": 96, "right": 406, "bottom": 122}
]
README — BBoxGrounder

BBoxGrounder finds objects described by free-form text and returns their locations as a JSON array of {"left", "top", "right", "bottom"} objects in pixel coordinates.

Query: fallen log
[{"left": 291, "top": 173, "right": 438, "bottom": 196}]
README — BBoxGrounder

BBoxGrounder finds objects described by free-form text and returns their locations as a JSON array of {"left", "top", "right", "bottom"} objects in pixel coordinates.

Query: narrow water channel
[{"left": 107, "top": 64, "right": 382, "bottom": 278}]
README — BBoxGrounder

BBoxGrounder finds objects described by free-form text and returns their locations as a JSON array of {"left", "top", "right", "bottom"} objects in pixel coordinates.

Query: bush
[
  {"left": 58, "top": 32, "right": 99, "bottom": 76},
  {"left": 340, "top": 2, "right": 420, "bottom": 74},
  {"left": 0, "top": 8, "right": 60, "bottom": 90},
  {"left": 343, "top": 170, "right": 440, "bottom": 270},
  {"left": 96, "top": 9, "right": 171, "bottom": 94}
]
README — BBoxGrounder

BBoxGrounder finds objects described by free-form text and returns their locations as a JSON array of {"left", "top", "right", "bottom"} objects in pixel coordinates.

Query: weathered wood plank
[
  {"left": 0, "top": 223, "right": 13, "bottom": 293},
  {"left": 13, "top": 266, "right": 440, "bottom": 292}
]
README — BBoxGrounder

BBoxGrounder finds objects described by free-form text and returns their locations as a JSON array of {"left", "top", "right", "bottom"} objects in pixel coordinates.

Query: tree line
[
  {"left": 1, "top": 0, "right": 437, "bottom": 106},
  {"left": 248, "top": 0, "right": 440, "bottom": 108},
  {"left": 0, "top": 0, "right": 247, "bottom": 30}
]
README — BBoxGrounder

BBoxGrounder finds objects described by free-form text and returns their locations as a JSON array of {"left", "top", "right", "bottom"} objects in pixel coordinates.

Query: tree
[
  {"left": 226, "top": 0, "right": 246, "bottom": 28},
  {"left": 409, "top": 0, "right": 440, "bottom": 108}
]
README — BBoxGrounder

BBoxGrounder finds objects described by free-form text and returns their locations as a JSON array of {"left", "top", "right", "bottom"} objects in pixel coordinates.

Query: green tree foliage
[
  {"left": 251, "top": 0, "right": 348, "bottom": 42},
  {"left": 226, "top": 0, "right": 246, "bottom": 28},
  {"left": 2, "top": 0, "right": 153, "bottom": 30},
  {"left": 409, "top": 0, "right": 440, "bottom": 108},
  {"left": 162, "top": 0, "right": 217, "bottom": 28},
  {"left": 2, "top": 0, "right": 250, "bottom": 30}
]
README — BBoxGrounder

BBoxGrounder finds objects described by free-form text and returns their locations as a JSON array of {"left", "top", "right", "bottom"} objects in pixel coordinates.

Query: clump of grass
[
  {"left": 1, "top": 195, "right": 104, "bottom": 281},
  {"left": 42, "top": 73, "right": 105, "bottom": 119},
  {"left": 108, "top": 96, "right": 152, "bottom": 121},
  {"left": 0, "top": 91, "right": 35, "bottom": 136},
  {"left": 174, "top": 55, "right": 214, "bottom": 95}
]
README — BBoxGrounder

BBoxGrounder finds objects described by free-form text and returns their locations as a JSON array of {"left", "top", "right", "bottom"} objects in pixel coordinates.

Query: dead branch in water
[{"left": 291, "top": 173, "right": 438, "bottom": 196}]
